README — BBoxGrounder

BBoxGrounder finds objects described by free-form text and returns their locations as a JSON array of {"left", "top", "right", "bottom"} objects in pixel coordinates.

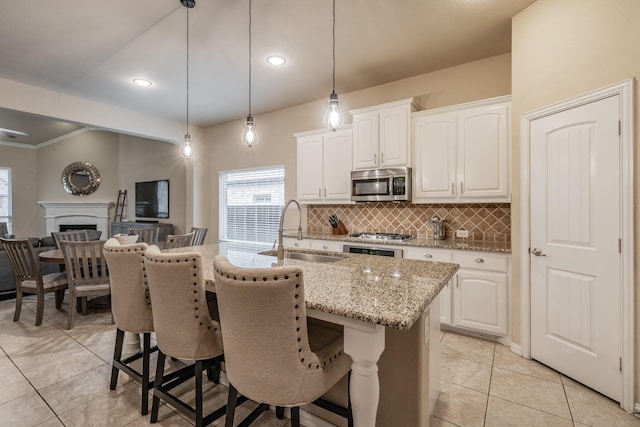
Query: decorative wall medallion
[{"left": 61, "top": 161, "right": 101, "bottom": 196}]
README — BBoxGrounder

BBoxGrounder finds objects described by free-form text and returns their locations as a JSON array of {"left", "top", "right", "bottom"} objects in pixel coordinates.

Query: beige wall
[
  {"left": 512, "top": 0, "right": 640, "bottom": 400},
  {"left": 1, "top": 130, "right": 186, "bottom": 238},
  {"left": 117, "top": 134, "right": 188, "bottom": 234},
  {"left": 203, "top": 53, "right": 512, "bottom": 240},
  {"left": 0, "top": 145, "right": 38, "bottom": 236}
]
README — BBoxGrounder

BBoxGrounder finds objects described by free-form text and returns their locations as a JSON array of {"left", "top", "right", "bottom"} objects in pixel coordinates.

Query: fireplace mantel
[{"left": 38, "top": 201, "right": 113, "bottom": 237}]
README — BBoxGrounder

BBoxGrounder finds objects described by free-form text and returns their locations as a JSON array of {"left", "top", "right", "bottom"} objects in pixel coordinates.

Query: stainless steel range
[{"left": 343, "top": 232, "right": 414, "bottom": 258}]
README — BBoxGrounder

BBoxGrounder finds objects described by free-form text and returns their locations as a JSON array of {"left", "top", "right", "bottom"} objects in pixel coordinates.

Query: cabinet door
[
  {"left": 457, "top": 103, "right": 509, "bottom": 200},
  {"left": 296, "top": 135, "right": 324, "bottom": 202},
  {"left": 379, "top": 105, "right": 410, "bottom": 167},
  {"left": 352, "top": 111, "right": 379, "bottom": 170},
  {"left": 452, "top": 269, "right": 508, "bottom": 336},
  {"left": 412, "top": 112, "right": 457, "bottom": 201},
  {"left": 323, "top": 129, "right": 352, "bottom": 201}
]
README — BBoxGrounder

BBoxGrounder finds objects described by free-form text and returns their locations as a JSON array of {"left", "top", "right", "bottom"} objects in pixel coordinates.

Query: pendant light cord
[
  {"left": 248, "top": 0, "right": 253, "bottom": 117},
  {"left": 186, "top": 7, "right": 190, "bottom": 134},
  {"left": 332, "top": 0, "right": 336, "bottom": 93}
]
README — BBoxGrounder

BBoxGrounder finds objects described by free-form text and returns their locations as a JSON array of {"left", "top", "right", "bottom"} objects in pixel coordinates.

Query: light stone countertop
[
  {"left": 164, "top": 241, "right": 459, "bottom": 331},
  {"left": 289, "top": 231, "right": 512, "bottom": 254}
]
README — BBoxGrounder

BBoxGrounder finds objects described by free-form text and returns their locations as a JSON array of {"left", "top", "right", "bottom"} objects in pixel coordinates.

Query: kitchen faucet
[{"left": 277, "top": 199, "right": 303, "bottom": 262}]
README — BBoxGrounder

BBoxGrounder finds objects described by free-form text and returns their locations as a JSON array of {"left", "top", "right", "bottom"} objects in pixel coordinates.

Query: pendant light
[
  {"left": 180, "top": 0, "right": 195, "bottom": 158},
  {"left": 323, "top": 0, "right": 344, "bottom": 132},
  {"left": 241, "top": 0, "right": 258, "bottom": 147}
]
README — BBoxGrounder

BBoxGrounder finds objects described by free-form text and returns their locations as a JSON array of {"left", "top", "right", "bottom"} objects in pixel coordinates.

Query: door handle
[
  {"left": 373, "top": 153, "right": 377, "bottom": 165},
  {"left": 380, "top": 152, "right": 384, "bottom": 163},
  {"left": 531, "top": 248, "right": 547, "bottom": 257}
]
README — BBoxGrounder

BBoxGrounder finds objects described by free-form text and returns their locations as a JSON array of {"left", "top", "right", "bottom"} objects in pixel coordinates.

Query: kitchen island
[{"left": 165, "top": 241, "right": 459, "bottom": 427}]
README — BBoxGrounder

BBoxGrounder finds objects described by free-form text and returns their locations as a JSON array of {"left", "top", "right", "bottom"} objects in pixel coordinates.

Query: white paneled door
[{"left": 530, "top": 95, "right": 622, "bottom": 402}]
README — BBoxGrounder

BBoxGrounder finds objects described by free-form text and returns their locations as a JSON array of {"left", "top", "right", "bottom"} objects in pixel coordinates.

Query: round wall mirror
[{"left": 61, "top": 161, "right": 101, "bottom": 196}]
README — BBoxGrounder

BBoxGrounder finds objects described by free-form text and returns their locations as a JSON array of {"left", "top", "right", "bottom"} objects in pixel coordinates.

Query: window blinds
[{"left": 219, "top": 166, "right": 284, "bottom": 244}]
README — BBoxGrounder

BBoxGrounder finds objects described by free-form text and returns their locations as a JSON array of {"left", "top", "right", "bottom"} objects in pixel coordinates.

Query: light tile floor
[{"left": 0, "top": 295, "right": 638, "bottom": 427}]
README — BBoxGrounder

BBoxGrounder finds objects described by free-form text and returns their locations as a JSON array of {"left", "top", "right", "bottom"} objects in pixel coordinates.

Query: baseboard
[{"left": 510, "top": 342, "right": 523, "bottom": 357}]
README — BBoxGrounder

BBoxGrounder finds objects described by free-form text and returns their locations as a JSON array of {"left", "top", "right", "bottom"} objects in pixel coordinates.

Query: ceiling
[{"left": 0, "top": 0, "right": 535, "bottom": 146}]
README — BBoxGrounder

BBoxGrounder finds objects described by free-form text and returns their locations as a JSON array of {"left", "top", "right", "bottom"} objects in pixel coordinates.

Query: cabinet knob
[
  {"left": 424, "top": 253, "right": 433, "bottom": 259},
  {"left": 294, "top": 242, "right": 300, "bottom": 247},
  {"left": 322, "top": 245, "right": 328, "bottom": 249},
  {"left": 474, "top": 258, "right": 484, "bottom": 263}
]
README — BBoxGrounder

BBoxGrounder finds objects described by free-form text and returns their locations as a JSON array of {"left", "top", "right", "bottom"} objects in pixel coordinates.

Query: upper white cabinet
[
  {"left": 412, "top": 96, "right": 511, "bottom": 203},
  {"left": 296, "top": 127, "right": 353, "bottom": 204},
  {"left": 350, "top": 98, "right": 421, "bottom": 170}
]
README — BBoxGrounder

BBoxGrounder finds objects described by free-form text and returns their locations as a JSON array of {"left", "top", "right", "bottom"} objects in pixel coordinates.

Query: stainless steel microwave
[{"left": 351, "top": 167, "right": 411, "bottom": 202}]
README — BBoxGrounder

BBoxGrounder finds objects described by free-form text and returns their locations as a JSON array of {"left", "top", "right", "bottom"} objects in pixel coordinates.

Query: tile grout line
[
  {"left": 560, "top": 378, "right": 576, "bottom": 426},
  {"left": 482, "top": 342, "right": 496, "bottom": 426},
  {"left": 0, "top": 344, "right": 68, "bottom": 426}
]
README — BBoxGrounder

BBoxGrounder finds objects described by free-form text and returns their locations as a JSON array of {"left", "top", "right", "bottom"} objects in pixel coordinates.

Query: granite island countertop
[
  {"left": 164, "top": 241, "right": 459, "bottom": 331},
  {"left": 287, "top": 231, "right": 512, "bottom": 254}
]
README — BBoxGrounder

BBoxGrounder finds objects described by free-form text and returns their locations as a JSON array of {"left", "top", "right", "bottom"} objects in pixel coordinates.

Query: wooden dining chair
[
  {"left": 190, "top": 227, "right": 208, "bottom": 246},
  {"left": 52, "top": 230, "right": 89, "bottom": 248},
  {"left": 60, "top": 240, "right": 111, "bottom": 330},
  {"left": 213, "top": 255, "right": 353, "bottom": 427},
  {"left": 0, "top": 238, "right": 68, "bottom": 326},
  {"left": 128, "top": 226, "right": 159, "bottom": 243},
  {"left": 164, "top": 232, "right": 194, "bottom": 249}
]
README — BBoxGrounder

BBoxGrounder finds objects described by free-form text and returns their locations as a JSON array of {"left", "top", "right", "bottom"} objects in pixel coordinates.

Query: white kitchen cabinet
[
  {"left": 405, "top": 247, "right": 453, "bottom": 325},
  {"left": 452, "top": 251, "right": 508, "bottom": 336},
  {"left": 309, "top": 239, "right": 342, "bottom": 252},
  {"left": 405, "top": 246, "right": 509, "bottom": 337},
  {"left": 350, "top": 98, "right": 420, "bottom": 170},
  {"left": 283, "top": 237, "right": 311, "bottom": 249},
  {"left": 296, "top": 127, "right": 352, "bottom": 204},
  {"left": 412, "top": 96, "right": 511, "bottom": 203}
]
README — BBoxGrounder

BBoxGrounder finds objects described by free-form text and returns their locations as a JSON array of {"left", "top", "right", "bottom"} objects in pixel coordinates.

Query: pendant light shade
[
  {"left": 241, "top": 0, "right": 259, "bottom": 147},
  {"left": 242, "top": 115, "right": 258, "bottom": 147},
  {"left": 324, "top": 0, "right": 343, "bottom": 132},
  {"left": 180, "top": 0, "right": 195, "bottom": 159}
]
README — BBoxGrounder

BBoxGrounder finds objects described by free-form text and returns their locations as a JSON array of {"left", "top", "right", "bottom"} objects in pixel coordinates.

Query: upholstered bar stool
[
  {"left": 144, "top": 246, "right": 237, "bottom": 427},
  {"left": 213, "top": 255, "right": 353, "bottom": 427},
  {"left": 103, "top": 238, "right": 155, "bottom": 415}
]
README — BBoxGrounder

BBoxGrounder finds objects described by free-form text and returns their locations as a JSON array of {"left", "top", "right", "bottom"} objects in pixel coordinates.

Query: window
[
  {"left": 219, "top": 166, "right": 284, "bottom": 244},
  {"left": 0, "top": 168, "right": 11, "bottom": 234}
]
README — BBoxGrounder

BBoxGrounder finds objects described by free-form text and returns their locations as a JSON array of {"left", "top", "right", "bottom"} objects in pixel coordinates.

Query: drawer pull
[
  {"left": 424, "top": 253, "right": 433, "bottom": 259},
  {"left": 474, "top": 258, "right": 485, "bottom": 263}
]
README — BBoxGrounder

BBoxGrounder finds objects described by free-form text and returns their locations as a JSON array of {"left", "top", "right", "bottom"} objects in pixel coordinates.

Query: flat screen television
[{"left": 135, "top": 180, "right": 169, "bottom": 219}]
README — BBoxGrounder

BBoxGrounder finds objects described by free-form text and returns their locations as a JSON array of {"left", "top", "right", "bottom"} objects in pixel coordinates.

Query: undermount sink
[{"left": 259, "top": 249, "right": 344, "bottom": 263}]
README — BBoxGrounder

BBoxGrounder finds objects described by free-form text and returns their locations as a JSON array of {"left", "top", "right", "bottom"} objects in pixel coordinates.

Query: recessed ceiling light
[
  {"left": 132, "top": 78, "right": 153, "bottom": 87},
  {"left": 266, "top": 55, "right": 286, "bottom": 66}
]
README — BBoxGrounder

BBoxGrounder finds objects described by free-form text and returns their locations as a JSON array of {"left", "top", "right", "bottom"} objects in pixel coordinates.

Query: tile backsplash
[{"left": 307, "top": 202, "right": 511, "bottom": 242}]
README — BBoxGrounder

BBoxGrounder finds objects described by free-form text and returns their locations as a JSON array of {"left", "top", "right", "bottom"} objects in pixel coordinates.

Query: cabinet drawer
[
  {"left": 283, "top": 238, "right": 311, "bottom": 249},
  {"left": 405, "top": 247, "right": 452, "bottom": 263},
  {"left": 453, "top": 251, "right": 508, "bottom": 272},
  {"left": 309, "top": 239, "right": 341, "bottom": 252}
]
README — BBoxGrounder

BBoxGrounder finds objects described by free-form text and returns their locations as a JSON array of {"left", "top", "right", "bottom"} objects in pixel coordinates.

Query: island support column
[{"left": 343, "top": 322, "right": 386, "bottom": 427}]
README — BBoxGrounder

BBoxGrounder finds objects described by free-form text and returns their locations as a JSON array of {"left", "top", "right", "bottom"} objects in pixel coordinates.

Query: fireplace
[
  {"left": 38, "top": 201, "right": 112, "bottom": 237},
  {"left": 59, "top": 224, "right": 98, "bottom": 232}
]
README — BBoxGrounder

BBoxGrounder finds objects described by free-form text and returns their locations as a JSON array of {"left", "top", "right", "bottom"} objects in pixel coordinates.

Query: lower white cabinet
[
  {"left": 309, "top": 239, "right": 342, "bottom": 252},
  {"left": 283, "top": 237, "right": 311, "bottom": 249},
  {"left": 406, "top": 247, "right": 509, "bottom": 337}
]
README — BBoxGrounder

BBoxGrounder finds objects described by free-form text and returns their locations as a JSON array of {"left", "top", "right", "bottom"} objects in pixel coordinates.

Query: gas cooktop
[{"left": 349, "top": 232, "right": 414, "bottom": 241}]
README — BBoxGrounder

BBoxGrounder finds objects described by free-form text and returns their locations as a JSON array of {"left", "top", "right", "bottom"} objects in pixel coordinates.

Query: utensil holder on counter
[{"left": 332, "top": 221, "right": 349, "bottom": 235}]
